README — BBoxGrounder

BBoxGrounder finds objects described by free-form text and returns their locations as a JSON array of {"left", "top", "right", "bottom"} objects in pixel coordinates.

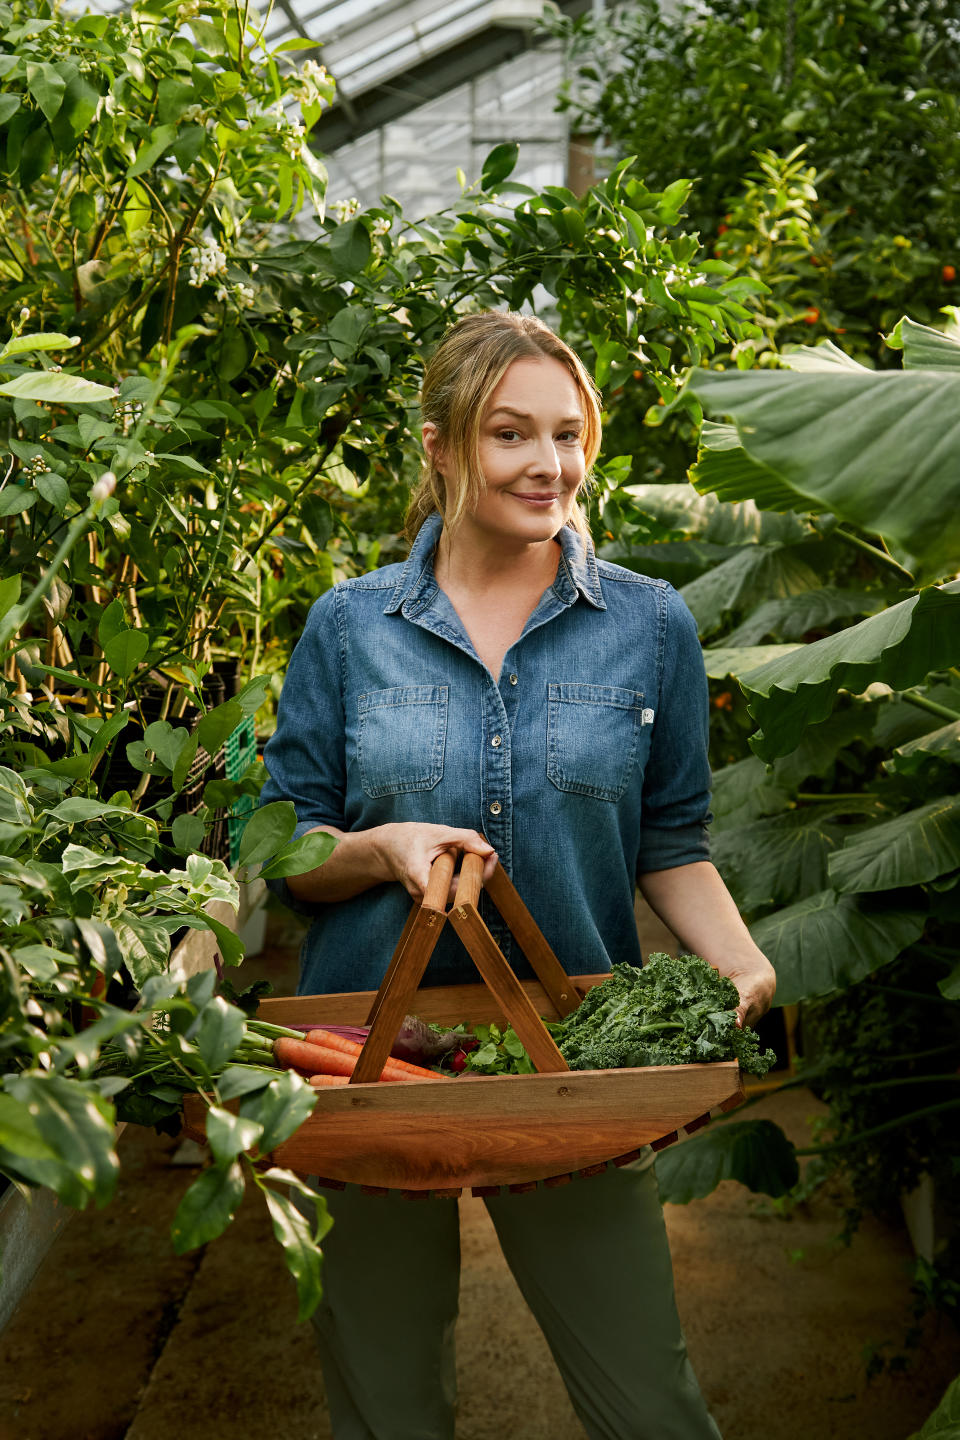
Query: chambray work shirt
[{"left": 261, "top": 512, "right": 712, "bottom": 996}]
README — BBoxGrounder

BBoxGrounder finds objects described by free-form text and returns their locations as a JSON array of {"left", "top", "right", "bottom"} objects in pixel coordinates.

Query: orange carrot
[
  {"left": 307, "top": 1073, "right": 350, "bottom": 1087},
  {"left": 305, "top": 1028, "right": 443, "bottom": 1082},
  {"left": 273, "top": 1035, "right": 423, "bottom": 1083}
]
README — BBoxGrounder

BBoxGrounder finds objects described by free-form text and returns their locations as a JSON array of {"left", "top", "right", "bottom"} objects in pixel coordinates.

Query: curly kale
[{"left": 554, "top": 954, "right": 777, "bottom": 1077}]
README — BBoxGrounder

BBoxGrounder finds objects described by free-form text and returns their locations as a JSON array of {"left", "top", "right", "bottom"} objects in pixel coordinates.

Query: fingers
[{"left": 391, "top": 826, "right": 497, "bottom": 904}]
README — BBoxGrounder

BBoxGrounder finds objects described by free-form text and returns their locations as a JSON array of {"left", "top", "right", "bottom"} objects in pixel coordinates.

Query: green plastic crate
[{"left": 225, "top": 716, "right": 258, "bottom": 867}]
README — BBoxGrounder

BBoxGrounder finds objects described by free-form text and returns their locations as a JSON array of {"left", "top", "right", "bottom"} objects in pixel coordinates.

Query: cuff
[{"left": 636, "top": 821, "right": 711, "bottom": 873}]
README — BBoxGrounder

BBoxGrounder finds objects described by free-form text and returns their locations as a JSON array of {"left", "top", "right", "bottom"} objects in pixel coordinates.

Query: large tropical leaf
[
  {"left": 703, "top": 644, "right": 803, "bottom": 679},
  {"left": 654, "top": 1119, "right": 798, "bottom": 1203},
  {"left": 889, "top": 316, "right": 960, "bottom": 372},
  {"left": 688, "top": 365, "right": 960, "bottom": 580},
  {"left": 711, "top": 809, "right": 846, "bottom": 912},
  {"left": 889, "top": 719, "right": 960, "bottom": 775},
  {"left": 689, "top": 421, "right": 807, "bottom": 512},
  {"left": 721, "top": 588, "right": 888, "bottom": 647},
  {"left": 680, "top": 545, "right": 822, "bottom": 638},
  {"left": 828, "top": 795, "right": 960, "bottom": 894},
  {"left": 736, "top": 584, "right": 960, "bottom": 761},
  {"left": 779, "top": 339, "right": 871, "bottom": 373},
  {"left": 749, "top": 890, "right": 926, "bottom": 1006},
  {"left": 907, "top": 1375, "right": 960, "bottom": 1440},
  {"left": 710, "top": 756, "right": 794, "bottom": 831},
  {"left": 597, "top": 539, "right": 733, "bottom": 585},
  {"left": 624, "top": 477, "right": 811, "bottom": 543}
]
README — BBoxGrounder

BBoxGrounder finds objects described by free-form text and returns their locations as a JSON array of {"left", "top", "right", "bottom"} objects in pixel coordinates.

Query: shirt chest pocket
[
  {"left": 357, "top": 685, "right": 448, "bottom": 798},
  {"left": 547, "top": 683, "right": 648, "bottom": 803}
]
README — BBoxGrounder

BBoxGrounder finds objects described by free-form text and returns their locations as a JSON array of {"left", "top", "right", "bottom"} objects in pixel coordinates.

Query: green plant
[
  {"left": 634, "top": 316, "right": 960, "bottom": 1348},
  {"left": 1, "top": 0, "right": 775, "bottom": 1294},
  {"left": 550, "top": 0, "right": 960, "bottom": 355}
]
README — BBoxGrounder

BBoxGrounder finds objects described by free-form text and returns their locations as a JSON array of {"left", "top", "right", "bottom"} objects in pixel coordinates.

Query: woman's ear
[{"left": 422, "top": 421, "right": 443, "bottom": 472}]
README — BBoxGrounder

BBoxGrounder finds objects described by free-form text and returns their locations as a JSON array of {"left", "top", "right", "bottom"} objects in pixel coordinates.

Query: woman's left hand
[{"left": 725, "top": 954, "right": 777, "bottom": 1030}]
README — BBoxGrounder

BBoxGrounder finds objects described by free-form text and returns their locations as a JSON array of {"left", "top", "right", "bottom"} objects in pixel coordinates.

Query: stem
[
  {"left": 900, "top": 690, "right": 960, "bottom": 724},
  {"left": 869, "top": 984, "right": 958, "bottom": 1005},
  {"left": 795, "top": 792, "right": 877, "bottom": 803},
  {"left": 795, "top": 1099, "right": 960, "bottom": 1156},
  {"left": 240, "top": 441, "right": 340, "bottom": 565},
  {"left": 0, "top": 499, "right": 111, "bottom": 651},
  {"left": 842, "top": 1074, "right": 960, "bottom": 1093},
  {"left": 833, "top": 525, "right": 915, "bottom": 582},
  {"left": 246, "top": 1020, "right": 305, "bottom": 1039}
]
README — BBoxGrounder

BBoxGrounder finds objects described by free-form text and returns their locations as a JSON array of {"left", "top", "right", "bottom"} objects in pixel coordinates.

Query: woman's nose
[{"left": 529, "top": 436, "right": 562, "bottom": 479}]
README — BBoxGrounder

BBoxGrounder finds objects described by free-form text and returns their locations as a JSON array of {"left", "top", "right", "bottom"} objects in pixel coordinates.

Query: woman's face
[{"left": 429, "top": 354, "right": 587, "bottom": 549}]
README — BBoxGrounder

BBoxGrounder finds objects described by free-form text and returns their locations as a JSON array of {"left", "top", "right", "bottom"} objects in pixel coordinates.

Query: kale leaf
[{"left": 554, "top": 954, "right": 777, "bottom": 1076}]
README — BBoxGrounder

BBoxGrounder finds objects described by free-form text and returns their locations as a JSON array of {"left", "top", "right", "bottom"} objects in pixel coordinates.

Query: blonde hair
[{"left": 405, "top": 311, "right": 602, "bottom": 544}]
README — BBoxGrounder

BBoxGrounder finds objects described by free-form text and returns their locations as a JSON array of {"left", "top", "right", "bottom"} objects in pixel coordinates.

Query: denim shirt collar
[{"left": 383, "top": 511, "right": 606, "bottom": 616}]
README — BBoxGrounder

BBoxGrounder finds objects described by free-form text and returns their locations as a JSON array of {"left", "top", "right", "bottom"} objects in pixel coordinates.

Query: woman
[{"left": 261, "top": 311, "right": 776, "bottom": 1440}]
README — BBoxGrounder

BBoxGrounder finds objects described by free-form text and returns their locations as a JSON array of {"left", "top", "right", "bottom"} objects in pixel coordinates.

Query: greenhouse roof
[{"left": 276, "top": 0, "right": 592, "bottom": 150}]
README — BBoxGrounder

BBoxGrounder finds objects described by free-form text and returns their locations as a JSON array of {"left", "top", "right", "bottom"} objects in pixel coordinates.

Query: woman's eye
[
  {"left": 498, "top": 429, "right": 521, "bottom": 441},
  {"left": 557, "top": 431, "right": 581, "bottom": 443}
]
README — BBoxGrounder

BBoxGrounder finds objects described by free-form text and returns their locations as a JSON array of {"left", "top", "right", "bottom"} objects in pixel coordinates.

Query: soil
[{"left": 1, "top": 911, "right": 956, "bottom": 1440}]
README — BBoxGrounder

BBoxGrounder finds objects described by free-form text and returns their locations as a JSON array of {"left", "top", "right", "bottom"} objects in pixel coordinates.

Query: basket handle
[
  {"left": 447, "top": 853, "right": 573, "bottom": 1074},
  {"left": 353, "top": 850, "right": 456, "bottom": 1083},
  {"left": 459, "top": 854, "right": 581, "bottom": 1019}
]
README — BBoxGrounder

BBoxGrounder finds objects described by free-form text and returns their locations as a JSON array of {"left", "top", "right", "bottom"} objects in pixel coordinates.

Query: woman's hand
[
  {"left": 372, "top": 822, "right": 497, "bottom": 904},
  {"left": 637, "top": 861, "right": 777, "bottom": 1029},
  {"left": 723, "top": 954, "right": 777, "bottom": 1030}
]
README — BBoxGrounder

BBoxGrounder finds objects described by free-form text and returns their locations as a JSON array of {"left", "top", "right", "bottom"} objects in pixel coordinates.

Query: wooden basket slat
[{"left": 254, "top": 975, "right": 609, "bottom": 1030}]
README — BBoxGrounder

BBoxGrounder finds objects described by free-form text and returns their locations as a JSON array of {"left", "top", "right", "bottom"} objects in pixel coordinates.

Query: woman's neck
[{"left": 433, "top": 525, "right": 561, "bottom": 598}]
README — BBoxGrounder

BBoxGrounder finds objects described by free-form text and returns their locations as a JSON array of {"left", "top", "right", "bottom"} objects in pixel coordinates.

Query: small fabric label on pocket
[{"left": 642, "top": 708, "right": 655, "bottom": 725}]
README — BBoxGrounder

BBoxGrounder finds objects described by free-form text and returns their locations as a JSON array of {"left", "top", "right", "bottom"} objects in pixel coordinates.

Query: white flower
[
  {"left": 331, "top": 197, "right": 360, "bottom": 223},
  {"left": 181, "top": 104, "right": 206, "bottom": 124},
  {"left": 291, "top": 58, "right": 332, "bottom": 108},
  {"left": 91, "top": 471, "right": 117, "bottom": 503},
  {"left": 372, "top": 217, "right": 391, "bottom": 237},
  {"left": 215, "top": 285, "right": 229, "bottom": 302},
  {"left": 188, "top": 237, "right": 228, "bottom": 288}
]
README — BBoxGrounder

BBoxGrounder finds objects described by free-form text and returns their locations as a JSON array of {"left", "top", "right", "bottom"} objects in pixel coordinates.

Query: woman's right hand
[{"left": 372, "top": 822, "right": 497, "bottom": 904}]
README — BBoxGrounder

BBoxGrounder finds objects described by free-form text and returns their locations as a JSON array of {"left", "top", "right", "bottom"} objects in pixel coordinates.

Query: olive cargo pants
[{"left": 306, "top": 1152, "right": 723, "bottom": 1440}]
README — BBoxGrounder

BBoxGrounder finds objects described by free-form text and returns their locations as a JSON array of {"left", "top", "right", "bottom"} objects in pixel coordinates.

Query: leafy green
[{"left": 554, "top": 955, "right": 777, "bottom": 1075}]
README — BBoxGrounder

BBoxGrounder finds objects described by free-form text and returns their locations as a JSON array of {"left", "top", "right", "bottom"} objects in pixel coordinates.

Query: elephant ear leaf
[
  {"left": 654, "top": 1119, "right": 798, "bottom": 1204},
  {"left": 738, "top": 585, "right": 960, "bottom": 762},
  {"left": 907, "top": 1374, "right": 960, "bottom": 1440},
  {"left": 687, "top": 362, "right": 960, "bottom": 580}
]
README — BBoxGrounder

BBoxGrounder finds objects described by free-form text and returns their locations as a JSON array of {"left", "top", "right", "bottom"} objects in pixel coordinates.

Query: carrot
[
  {"left": 305, "top": 1028, "right": 443, "bottom": 1082},
  {"left": 307, "top": 1073, "right": 350, "bottom": 1087},
  {"left": 273, "top": 1035, "right": 425, "bottom": 1083}
]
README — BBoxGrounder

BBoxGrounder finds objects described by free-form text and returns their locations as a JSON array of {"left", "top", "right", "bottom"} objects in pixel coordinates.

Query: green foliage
[
  {"left": 645, "top": 320, "right": 960, "bottom": 1320},
  {"left": 551, "top": 0, "right": 960, "bottom": 355},
  {"left": 554, "top": 955, "right": 777, "bottom": 1075},
  {"left": 654, "top": 1118, "right": 799, "bottom": 1204},
  {"left": 909, "top": 1374, "right": 960, "bottom": 1440}
]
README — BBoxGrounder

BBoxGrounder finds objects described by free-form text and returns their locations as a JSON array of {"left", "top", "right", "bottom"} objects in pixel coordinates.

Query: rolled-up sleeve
[
  {"left": 260, "top": 587, "right": 346, "bottom": 911},
  {"left": 636, "top": 586, "right": 712, "bottom": 874}
]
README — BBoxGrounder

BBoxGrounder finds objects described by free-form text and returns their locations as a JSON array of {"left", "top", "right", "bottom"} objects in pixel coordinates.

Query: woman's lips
[{"left": 510, "top": 492, "right": 560, "bottom": 506}]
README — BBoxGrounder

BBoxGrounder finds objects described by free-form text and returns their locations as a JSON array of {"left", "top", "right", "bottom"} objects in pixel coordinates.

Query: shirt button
[
  {"left": 489, "top": 800, "right": 502, "bottom": 815},
  {"left": 508, "top": 674, "right": 518, "bottom": 685},
  {"left": 491, "top": 734, "right": 502, "bottom": 748}
]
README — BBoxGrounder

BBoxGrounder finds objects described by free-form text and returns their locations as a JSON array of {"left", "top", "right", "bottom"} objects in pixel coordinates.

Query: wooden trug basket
[{"left": 182, "top": 852, "right": 744, "bottom": 1196}]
